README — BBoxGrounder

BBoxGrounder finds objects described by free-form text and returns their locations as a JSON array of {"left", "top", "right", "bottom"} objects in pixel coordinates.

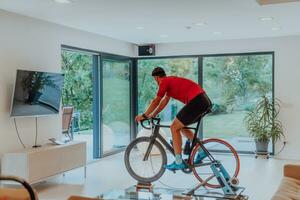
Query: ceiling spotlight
[
  {"left": 136, "top": 26, "right": 145, "bottom": 30},
  {"left": 54, "top": 0, "right": 72, "bottom": 3},
  {"left": 272, "top": 27, "right": 281, "bottom": 31},
  {"left": 260, "top": 17, "right": 274, "bottom": 21},
  {"left": 194, "top": 22, "right": 207, "bottom": 26},
  {"left": 160, "top": 34, "right": 169, "bottom": 38},
  {"left": 213, "top": 31, "right": 222, "bottom": 35}
]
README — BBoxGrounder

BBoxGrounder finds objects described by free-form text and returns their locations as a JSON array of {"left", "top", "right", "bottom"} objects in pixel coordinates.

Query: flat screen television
[{"left": 10, "top": 69, "right": 64, "bottom": 117}]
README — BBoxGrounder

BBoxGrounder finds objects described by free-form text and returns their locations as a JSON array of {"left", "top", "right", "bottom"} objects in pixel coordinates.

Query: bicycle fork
[{"left": 143, "top": 126, "right": 160, "bottom": 161}]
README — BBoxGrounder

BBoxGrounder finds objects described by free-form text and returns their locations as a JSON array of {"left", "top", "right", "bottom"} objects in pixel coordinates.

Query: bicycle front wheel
[
  {"left": 190, "top": 138, "right": 240, "bottom": 188},
  {"left": 124, "top": 136, "right": 167, "bottom": 183}
]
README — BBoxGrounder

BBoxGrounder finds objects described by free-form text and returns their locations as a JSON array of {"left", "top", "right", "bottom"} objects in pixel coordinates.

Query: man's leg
[
  {"left": 170, "top": 118, "right": 185, "bottom": 155},
  {"left": 181, "top": 129, "right": 194, "bottom": 140},
  {"left": 181, "top": 127, "right": 206, "bottom": 164},
  {"left": 164, "top": 118, "right": 187, "bottom": 170}
]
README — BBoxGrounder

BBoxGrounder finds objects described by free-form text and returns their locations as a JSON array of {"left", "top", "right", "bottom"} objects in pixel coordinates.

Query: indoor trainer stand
[
  {"left": 182, "top": 160, "right": 246, "bottom": 199},
  {"left": 133, "top": 161, "right": 249, "bottom": 200}
]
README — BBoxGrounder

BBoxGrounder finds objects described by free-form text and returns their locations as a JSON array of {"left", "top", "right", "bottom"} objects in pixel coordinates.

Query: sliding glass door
[
  {"left": 101, "top": 56, "right": 132, "bottom": 155},
  {"left": 202, "top": 53, "right": 273, "bottom": 152}
]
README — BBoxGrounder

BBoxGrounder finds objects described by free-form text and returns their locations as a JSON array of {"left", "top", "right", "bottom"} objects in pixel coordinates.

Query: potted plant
[{"left": 244, "top": 96, "right": 284, "bottom": 153}]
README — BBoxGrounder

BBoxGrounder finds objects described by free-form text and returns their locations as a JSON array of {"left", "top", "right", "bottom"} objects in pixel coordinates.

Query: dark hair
[{"left": 151, "top": 67, "right": 166, "bottom": 77}]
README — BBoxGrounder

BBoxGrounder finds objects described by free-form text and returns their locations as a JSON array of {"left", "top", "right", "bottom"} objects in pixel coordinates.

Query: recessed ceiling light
[
  {"left": 260, "top": 17, "right": 274, "bottom": 21},
  {"left": 194, "top": 22, "right": 207, "bottom": 26},
  {"left": 136, "top": 26, "right": 144, "bottom": 30},
  {"left": 213, "top": 31, "right": 222, "bottom": 35},
  {"left": 160, "top": 34, "right": 169, "bottom": 38},
  {"left": 54, "top": 0, "right": 72, "bottom": 3},
  {"left": 272, "top": 27, "right": 281, "bottom": 31}
]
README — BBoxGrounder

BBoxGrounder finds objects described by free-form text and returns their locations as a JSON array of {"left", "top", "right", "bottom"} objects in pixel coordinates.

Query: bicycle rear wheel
[
  {"left": 124, "top": 137, "right": 167, "bottom": 183},
  {"left": 190, "top": 138, "right": 240, "bottom": 188}
]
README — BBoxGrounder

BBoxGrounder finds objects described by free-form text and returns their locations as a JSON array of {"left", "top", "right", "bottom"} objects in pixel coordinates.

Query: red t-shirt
[{"left": 156, "top": 76, "right": 204, "bottom": 104}]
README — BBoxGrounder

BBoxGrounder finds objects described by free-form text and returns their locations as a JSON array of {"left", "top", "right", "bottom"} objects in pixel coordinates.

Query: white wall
[
  {"left": 154, "top": 36, "right": 300, "bottom": 160},
  {"left": 0, "top": 10, "right": 135, "bottom": 156}
]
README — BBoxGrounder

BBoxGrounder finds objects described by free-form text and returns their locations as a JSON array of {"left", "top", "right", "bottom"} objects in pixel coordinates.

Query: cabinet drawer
[{"left": 28, "top": 148, "right": 61, "bottom": 182}]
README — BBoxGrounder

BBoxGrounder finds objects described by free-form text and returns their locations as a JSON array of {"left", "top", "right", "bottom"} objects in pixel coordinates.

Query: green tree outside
[{"left": 61, "top": 50, "right": 93, "bottom": 131}]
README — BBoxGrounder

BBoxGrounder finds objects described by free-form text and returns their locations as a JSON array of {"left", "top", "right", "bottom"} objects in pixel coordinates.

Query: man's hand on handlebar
[
  {"left": 135, "top": 113, "right": 156, "bottom": 122},
  {"left": 135, "top": 114, "right": 160, "bottom": 129},
  {"left": 135, "top": 114, "right": 146, "bottom": 122}
]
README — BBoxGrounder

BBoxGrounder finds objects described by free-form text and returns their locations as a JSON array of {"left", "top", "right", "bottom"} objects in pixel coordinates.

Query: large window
[
  {"left": 136, "top": 53, "right": 273, "bottom": 153},
  {"left": 202, "top": 53, "right": 273, "bottom": 152},
  {"left": 61, "top": 47, "right": 274, "bottom": 157},
  {"left": 62, "top": 47, "right": 133, "bottom": 159},
  {"left": 61, "top": 49, "right": 94, "bottom": 161}
]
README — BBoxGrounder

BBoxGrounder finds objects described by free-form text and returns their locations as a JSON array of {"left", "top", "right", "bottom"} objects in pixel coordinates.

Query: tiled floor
[{"left": 34, "top": 152, "right": 300, "bottom": 200}]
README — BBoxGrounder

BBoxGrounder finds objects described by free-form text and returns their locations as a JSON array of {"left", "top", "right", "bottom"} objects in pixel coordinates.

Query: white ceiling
[{"left": 1, "top": 0, "right": 300, "bottom": 44}]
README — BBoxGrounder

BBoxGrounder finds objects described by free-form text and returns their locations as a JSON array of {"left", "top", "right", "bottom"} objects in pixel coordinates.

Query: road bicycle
[{"left": 124, "top": 110, "right": 241, "bottom": 195}]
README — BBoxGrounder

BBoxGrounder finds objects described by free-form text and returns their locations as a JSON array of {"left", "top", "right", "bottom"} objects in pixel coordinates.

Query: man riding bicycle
[{"left": 135, "top": 67, "right": 212, "bottom": 171}]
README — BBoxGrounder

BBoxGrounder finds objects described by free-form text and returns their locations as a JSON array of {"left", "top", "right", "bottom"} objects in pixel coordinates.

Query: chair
[
  {"left": 0, "top": 176, "right": 38, "bottom": 200},
  {"left": 62, "top": 106, "right": 74, "bottom": 141},
  {"left": 272, "top": 164, "right": 300, "bottom": 200}
]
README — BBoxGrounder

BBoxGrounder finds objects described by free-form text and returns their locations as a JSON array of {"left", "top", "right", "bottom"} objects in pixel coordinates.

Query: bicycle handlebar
[{"left": 140, "top": 117, "right": 161, "bottom": 129}]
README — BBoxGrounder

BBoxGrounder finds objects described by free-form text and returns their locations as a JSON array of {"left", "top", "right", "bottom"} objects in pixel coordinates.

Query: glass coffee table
[{"left": 99, "top": 186, "right": 248, "bottom": 200}]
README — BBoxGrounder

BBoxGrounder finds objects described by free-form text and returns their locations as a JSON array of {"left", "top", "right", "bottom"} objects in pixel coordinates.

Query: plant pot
[{"left": 255, "top": 139, "right": 269, "bottom": 153}]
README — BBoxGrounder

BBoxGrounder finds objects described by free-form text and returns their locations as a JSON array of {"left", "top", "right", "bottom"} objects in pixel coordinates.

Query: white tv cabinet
[{"left": 1, "top": 141, "right": 86, "bottom": 184}]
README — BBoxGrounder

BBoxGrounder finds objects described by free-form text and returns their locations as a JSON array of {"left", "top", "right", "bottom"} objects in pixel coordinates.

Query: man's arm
[
  {"left": 144, "top": 96, "right": 162, "bottom": 116},
  {"left": 135, "top": 96, "right": 162, "bottom": 122},
  {"left": 152, "top": 96, "right": 170, "bottom": 117}
]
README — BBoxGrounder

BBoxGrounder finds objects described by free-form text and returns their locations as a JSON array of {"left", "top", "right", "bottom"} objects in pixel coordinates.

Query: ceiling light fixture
[
  {"left": 54, "top": 0, "right": 72, "bottom": 3},
  {"left": 160, "top": 34, "right": 169, "bottom": 38},
  {"left": 271, "top": 27, "right": 281, "bottom": 31},
  {"left": 260, "top": 17, "right": 274, "bottom": 21},
  {"left": 136, "top": 26, "right": 145, "bottom": 30},
  {"left": 194, "top": 22, "right": 207, "bottom": 26},
  {"left": 213, "top": 31, "right": 222, "bottom": 35}
]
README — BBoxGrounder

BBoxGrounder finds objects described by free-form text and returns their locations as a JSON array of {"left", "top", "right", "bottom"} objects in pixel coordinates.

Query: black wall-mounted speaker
[{"left": 138, "top": 45, "right": 155, "bottom": 56}]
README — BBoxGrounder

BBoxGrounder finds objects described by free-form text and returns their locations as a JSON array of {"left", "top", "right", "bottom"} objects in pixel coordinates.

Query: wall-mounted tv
[{"left": 10, "top": 70, "right": 64, "bottom": 117}]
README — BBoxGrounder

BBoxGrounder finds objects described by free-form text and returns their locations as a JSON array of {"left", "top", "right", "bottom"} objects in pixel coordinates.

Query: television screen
[{"left": 10, "top": 70, "right": 64, "bottom": 117}]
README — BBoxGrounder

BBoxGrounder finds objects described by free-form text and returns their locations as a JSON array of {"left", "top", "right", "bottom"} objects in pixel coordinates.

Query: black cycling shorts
[{"left": 176, "top": 93, "right": 212, "bottom": 126}]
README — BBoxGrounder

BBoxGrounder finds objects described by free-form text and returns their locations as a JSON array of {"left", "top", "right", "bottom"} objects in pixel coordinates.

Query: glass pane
[
  {"left": 103, "top": 60, "right": 130, "bottom": 153},
  {"left": 61, "top": 50, "right": 94, "bottom": 161},
  {"left": 203, "top": 54, "right": 273, "bottom": 152},
  {"left": 138, "top": 57, "right": 198, "bottom": 135}
]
